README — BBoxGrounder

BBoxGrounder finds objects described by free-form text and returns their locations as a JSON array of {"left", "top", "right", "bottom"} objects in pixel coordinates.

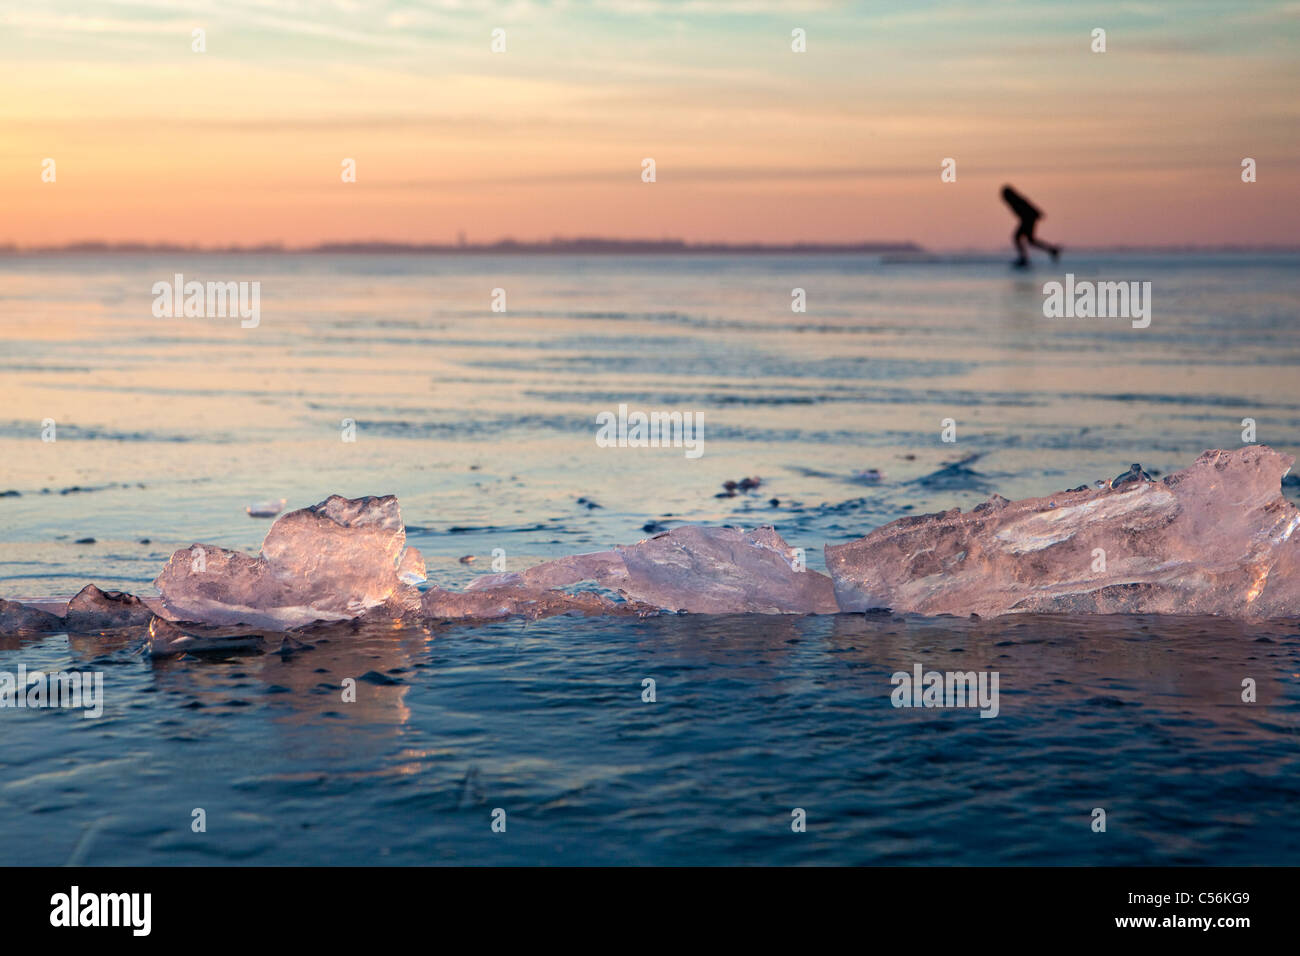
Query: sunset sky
[{"left": 2, "top": 0, "right": 1297, "bottom": 249}]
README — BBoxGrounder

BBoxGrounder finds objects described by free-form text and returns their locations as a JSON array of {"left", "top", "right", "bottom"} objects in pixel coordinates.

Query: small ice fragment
[{"left": 247, "top": 498, "right": 287, "bottom": 518}]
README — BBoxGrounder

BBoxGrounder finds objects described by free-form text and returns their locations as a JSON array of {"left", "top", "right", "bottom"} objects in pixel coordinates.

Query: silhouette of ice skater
[{"left": 1001, "top": 185, "right": 1061, "bottom": 268}]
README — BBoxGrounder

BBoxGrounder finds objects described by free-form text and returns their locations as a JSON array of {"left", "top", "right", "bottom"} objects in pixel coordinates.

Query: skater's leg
[
  {"left": 1025, "top": 221, "right": 1060, "bottom": 260},
  {"left": 1012, "top": 227, "right": 1030, "bottom": 267}
]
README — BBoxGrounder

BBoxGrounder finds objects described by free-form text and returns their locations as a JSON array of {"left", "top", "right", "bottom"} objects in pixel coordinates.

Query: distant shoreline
[
  {"left": 0, "top": 239, "right": 923, "bottom": 256},
  {"left": 2, "top": 240, "right": 1298, "bottom": 256}
]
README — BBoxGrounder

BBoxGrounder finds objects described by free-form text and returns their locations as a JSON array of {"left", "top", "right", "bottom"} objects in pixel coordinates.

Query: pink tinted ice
[
  {"left": 156, "top": 495, "right": 422, "bottom": 629},
  {"left": 467, "top": 525, "right": 838, "bottom": 615},
  {"left": 825, "top": 446, "right": 1300, "bottom": 619}
]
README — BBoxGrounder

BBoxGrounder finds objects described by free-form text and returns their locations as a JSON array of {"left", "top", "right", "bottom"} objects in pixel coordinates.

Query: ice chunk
[
  {"left": 468, "top": 525, "right": 837, "bottom": 614},
  {"left": 65, "top": 584, "right": 153, "bottom": 631},
  {"left": 0, "top": 598, "right": 63, "bottom": 634},
  {"left": 247, "top": 498, "right": 287, "bottom": 518},
  {"left": 155, "top": 494, "right": 418, "bottom": 629},
  {"left": 258, "top": 495, "right": 406, "bottom": 602},
  {"left": 825, "top": 445, "right": 1300, "bottom": 619},
  {"left": 466, "top": 550, "right": 628, "bottom": 592},
  {"left": 614, "top": 526, "right": 837, "bottom": 613}
]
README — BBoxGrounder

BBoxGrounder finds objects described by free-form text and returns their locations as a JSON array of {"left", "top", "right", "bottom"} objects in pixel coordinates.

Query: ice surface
[
  {"left": 155, "top": 494, "right": 418, "bottom": 629},
  {"left": 825, "top": 445, "right": 1300, "bottom": 618}
]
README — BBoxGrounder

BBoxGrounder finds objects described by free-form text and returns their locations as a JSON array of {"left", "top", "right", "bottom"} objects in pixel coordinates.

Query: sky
[{"left": 1, "top": 0, "right": 1297, "bottom": 249}]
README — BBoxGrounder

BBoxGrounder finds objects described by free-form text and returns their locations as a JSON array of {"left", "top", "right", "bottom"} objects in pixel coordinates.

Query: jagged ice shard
[{"left": 825, "top": 446, "right": 1300, "bottom": 619}]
